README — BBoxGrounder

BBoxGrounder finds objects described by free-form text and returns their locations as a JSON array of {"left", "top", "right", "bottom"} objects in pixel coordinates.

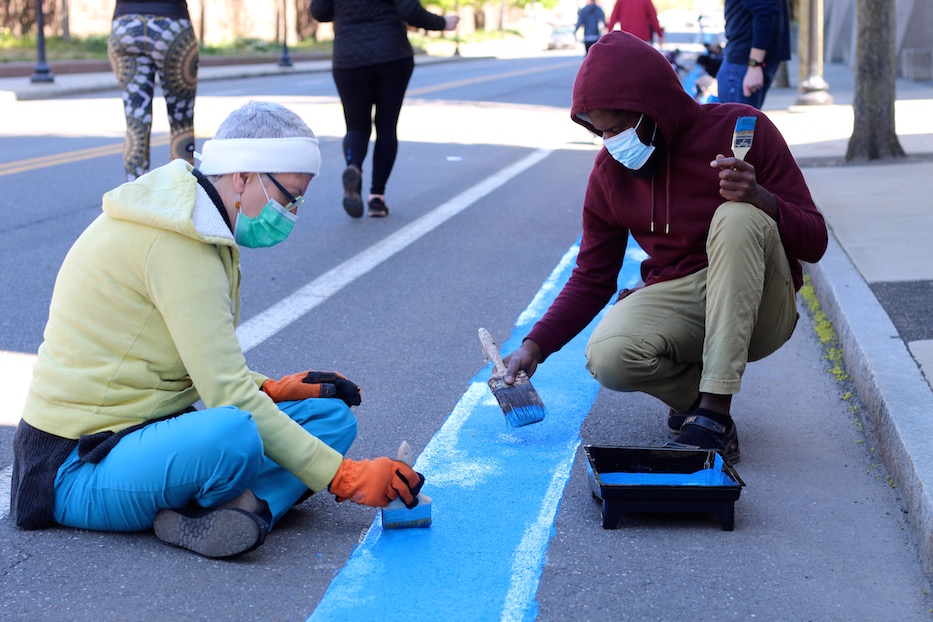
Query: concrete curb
[{"left": 806, "top": 232, "right": 933, "bottom": 575}]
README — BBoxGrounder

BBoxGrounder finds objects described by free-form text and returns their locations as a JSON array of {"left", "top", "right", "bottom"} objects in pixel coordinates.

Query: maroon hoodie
[{"left": 526, "top": 31, "right": 827, "bottom": 361}]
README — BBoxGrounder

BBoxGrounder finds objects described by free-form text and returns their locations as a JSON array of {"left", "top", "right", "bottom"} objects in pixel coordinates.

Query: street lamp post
[
  {"left": 31, "top": 0, "right": 55, "bottom": 83},
  {"left": 454, "top": 0, "right": 461, "bottom": 57},
  {"left": 796, "top": 0, "right": 832, "bottom": 105},
  {"left": 278, "top": 0, "right": 293, "bottom": 68}
]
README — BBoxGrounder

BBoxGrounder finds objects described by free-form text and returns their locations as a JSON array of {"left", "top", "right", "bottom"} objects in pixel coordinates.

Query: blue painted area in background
[{"left": 309, "top": 241, "right": 645, "bottom": 622}]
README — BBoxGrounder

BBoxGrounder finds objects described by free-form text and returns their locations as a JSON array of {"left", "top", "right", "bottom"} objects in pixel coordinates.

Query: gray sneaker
[
  {"left": 153, "top": 507, "right": 269, "bottom": 558},
  {"left": 342, "top": 165, "right": 364, "bottom": 218}
]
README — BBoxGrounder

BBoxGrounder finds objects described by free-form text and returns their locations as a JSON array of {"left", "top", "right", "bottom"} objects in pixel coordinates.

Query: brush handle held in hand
[
  {"left": 478, "top": 328, "right": 507, "bottom": 375},
  {"left": 396, "top": 441, "right": 413, "bottom": 467},
  {"left": 390, "top": 441, "right": 432, "bottom": 508}
]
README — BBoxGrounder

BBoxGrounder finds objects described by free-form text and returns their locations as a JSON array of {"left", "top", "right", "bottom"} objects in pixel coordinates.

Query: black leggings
[{"left": 332, "top": 56, "right": 414, "bottom": 196}]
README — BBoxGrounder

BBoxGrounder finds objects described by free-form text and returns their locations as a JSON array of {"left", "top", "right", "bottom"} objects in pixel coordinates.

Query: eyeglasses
[{"left": 266, "top": 173, "right": 304, "bottom": 211}]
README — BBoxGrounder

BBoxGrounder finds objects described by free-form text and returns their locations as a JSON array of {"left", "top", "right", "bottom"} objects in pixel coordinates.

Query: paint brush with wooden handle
[
  {"left": 478, "top": 327, "right": 547, "bottom": 428},
  {"left": 381, "top": 441, "right": 432, "bottom": 529},
  {"left": 731, "top": 115, "right": 757, "bottom": 161}
]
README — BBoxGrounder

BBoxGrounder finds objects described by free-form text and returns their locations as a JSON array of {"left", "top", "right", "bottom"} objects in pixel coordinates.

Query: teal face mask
[{"left": 234, "top": 174, "right": 300, "bottom": 248}]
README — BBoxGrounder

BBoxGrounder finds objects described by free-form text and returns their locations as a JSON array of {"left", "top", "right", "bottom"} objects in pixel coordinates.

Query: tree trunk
[
  {"left": 845, "top": 0, "right": 905, "bottom": 161},
  {"left": 61, "top": 0, "right": 71, "bottom": 42}
]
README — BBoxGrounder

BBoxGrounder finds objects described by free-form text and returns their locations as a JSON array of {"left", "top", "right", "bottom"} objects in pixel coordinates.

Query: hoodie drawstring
[
  {"left": 649, "top": 152, "right": 672, "bottom": 234},
  {"left": 664, "top": 156, "right": 671, "bottom": 234}
]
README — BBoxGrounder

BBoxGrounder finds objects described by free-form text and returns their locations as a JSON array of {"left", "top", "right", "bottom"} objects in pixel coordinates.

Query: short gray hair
[
  {"left": 213, "top": 101, "right": 315, "bottom": 140},
  {"left": 205, "top": 101, "right": 316, "bottom": 182}
]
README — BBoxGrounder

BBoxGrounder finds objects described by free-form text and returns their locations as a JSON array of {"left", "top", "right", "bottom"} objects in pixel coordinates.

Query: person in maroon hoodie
[{"left": 501, "top": 32, "right": 827, "bottom": 464}]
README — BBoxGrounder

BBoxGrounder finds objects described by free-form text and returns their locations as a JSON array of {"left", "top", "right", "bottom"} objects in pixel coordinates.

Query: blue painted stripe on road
[{"left": 309, "top": 242, "right": 645, "bottom": 622}]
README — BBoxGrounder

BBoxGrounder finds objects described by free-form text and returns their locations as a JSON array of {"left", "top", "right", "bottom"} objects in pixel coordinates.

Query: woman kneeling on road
[{"left": 11, "top": 101, "right": 425, "bottom": 559}]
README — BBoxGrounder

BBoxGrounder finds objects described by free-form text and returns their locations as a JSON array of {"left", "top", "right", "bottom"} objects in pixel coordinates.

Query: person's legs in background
[
  {"left": 333, "top": 64, "right": 376, "bottom": 218},
  {"left": 108, "top": 15, "right": 157, "bottom": 181},
  {"left": 367, "top": 56, "right": 415, "bottom": 217},
  {"left": 157, "top": 16, "right": 199, "bottom": 165}
]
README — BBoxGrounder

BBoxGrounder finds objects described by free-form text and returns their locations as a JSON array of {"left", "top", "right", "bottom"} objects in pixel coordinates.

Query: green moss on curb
[{"left": 799, "top": 275, "right": 851, "bottom": 382}]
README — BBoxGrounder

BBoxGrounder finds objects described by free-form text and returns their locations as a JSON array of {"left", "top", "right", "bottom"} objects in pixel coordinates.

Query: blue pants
[
  {"left": 52, "top": 399, "right": 357, "bottom": 532},
  {"left": 716, "top": 59, "right": 779, "bottom": 109}
]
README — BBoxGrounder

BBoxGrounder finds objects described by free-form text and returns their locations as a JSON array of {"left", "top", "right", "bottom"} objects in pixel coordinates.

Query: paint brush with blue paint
[
  {"left": 478, "top": 328, "right": 547, "bottom": 428},
  {"left": 381, "top": 441, "right": 432, "bottom": 529},
  {"left": 731, "top": 115, "right": 757, "bottom": 161}
]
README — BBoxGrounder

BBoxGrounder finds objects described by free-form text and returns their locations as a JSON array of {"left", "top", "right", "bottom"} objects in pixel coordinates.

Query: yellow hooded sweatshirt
[{"left": 22, "top": 160, "right": 343, "bottom": 493}]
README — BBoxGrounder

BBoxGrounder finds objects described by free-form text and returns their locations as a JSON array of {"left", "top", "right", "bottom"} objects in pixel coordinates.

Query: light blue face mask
[
  {"left": 602, "top": 113, "right": 657, "bottom": 170},
  {"left": 234, "top": 175, "right": 300, "bottom": 248}
]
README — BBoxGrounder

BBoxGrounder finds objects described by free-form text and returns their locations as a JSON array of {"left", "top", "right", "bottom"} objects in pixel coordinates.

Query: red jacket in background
[{"left": 607, "top": 0, "right": 663, "bottom": 42}]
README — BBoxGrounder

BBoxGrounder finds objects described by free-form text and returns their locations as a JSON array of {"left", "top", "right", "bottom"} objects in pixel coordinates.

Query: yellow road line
[
  {"left": 406, "top": 60, "right": 579, "bottom": 97},
  {"left": 1, "top": 61, "right": 580, "bottom": 176},
  {"left": 0, "top": 135, "right": 169, "bottom": 177}
]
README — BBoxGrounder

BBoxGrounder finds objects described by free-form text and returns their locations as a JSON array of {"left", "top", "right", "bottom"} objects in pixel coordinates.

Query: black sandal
[
  {"left": 667, "top": 397, "right": 701, "bottom": 434},
  {"left": 667, "top": 408, "right": 689, "bottom": 434},
  {"left": 665, "top": 414, "right": 740, "bottom": 465}
]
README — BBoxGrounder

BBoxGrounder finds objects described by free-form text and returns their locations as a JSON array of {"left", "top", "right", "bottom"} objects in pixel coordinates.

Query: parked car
[{"left": 547, "top": 24, "right": 578, "bottom": 50}]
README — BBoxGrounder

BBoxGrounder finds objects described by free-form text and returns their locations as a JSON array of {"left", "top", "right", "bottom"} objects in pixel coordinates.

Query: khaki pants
[{"left": 585, "top": 202, "right": 799, "bottom": 412}]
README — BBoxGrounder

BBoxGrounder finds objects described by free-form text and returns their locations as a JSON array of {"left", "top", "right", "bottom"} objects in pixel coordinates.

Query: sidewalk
[
  {"left": 0, "top": 51, "right": 478, "bottom": 102},
  {"left": 3, "top": 46, "right": 933, "bottom": 573},
  {"left": 0, "top": 56, "right": 333, "bottom": 102},
  {"left": 763, "top": 60, "right": 933, "bottom": 573}
]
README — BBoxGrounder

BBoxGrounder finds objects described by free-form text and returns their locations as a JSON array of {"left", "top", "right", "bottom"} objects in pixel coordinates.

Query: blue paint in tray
[{"left": 598, "top": 453, "right": 738, "bottom": 487}]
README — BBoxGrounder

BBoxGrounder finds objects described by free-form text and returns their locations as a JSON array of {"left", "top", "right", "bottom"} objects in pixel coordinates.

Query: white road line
[
  {"left": 236, "top": 148, "right": 554, "bottom": 352},
  {"left": 501, "top": 436, "right": 580, "bottom": 622}
]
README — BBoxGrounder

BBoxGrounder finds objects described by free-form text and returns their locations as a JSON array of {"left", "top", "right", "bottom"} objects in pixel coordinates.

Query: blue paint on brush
[
  {"left": 734, "top": 116, "right": 757, "bottom": 133},
  {"left": 732, "top": 116, "right": 757, "bottom": 156},
  {"left": 309, "top": 240, "right": 645, "bottom": 622}
]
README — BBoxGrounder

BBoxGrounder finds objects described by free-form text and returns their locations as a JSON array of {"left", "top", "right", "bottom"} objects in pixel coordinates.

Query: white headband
[{"left": 195, "top": 137, "right": 321, "bottom": 176}]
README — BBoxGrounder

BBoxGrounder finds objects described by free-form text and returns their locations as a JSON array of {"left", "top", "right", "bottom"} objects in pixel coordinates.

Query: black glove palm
[{"left": 302, "top": 371, "right": 361, "bottom": 407}]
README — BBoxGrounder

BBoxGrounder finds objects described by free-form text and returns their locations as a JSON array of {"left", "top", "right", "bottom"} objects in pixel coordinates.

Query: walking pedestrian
[
  {"left": 108, "top": 0, "right": 198, "bottom": 181},
  {"left": 575, "top": 0, "right": 607, "bottom": 54},
  {"left": 606, "top": 0, "right": 664, "bottom": 44},
  {"left": 10, "top": 101, "right": 426, "bottom": 559},
  {"left": 310, "top": 0, "right": 459, "bottom": 218},
  {"left": 716, "top": 0, "right": 791, "bottom": 109},
  {"left": 500, "top": 33, "right": 827, "bottom": 464}
]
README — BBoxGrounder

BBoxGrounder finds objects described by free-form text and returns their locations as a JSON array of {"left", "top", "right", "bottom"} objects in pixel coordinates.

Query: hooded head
[{"left": 571, "top": 31, "right": 699, "bottom": 150}]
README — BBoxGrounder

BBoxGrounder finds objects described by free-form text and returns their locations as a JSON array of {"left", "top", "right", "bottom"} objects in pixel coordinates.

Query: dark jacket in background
[
  {"left": 113, "top": 0, "right": 190, "bottom": 19},
  {"left": 722, "top": 0, "right": 791, "bottom": 66},
  {"left": 576, "top": 3, "right": 607, "bottom": 42},
  {"left": 311, "top": 0, "right": 447, "bottom": 69}
]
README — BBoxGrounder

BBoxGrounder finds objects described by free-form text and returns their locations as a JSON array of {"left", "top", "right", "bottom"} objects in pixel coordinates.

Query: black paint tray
[{"left": 584, "top": 445, "right": 745, "bottom": 531}]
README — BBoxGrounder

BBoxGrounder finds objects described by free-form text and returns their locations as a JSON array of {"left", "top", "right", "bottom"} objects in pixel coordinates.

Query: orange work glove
[
  {"left": 328, "top": 457, "right": 425, "bottom": 508},
  {"left": 261, "top": 371, "right": 361, "bottom": 406}
]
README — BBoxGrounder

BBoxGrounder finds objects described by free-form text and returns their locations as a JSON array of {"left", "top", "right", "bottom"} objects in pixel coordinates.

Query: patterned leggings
[{"left": 108, "top": 15, "right": 198, "bottom": 181}]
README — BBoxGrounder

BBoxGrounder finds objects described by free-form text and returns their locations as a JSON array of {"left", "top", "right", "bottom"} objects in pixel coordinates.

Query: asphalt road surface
[{"left": 2, "top": 53, "right": 932, "bottom": 621}]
